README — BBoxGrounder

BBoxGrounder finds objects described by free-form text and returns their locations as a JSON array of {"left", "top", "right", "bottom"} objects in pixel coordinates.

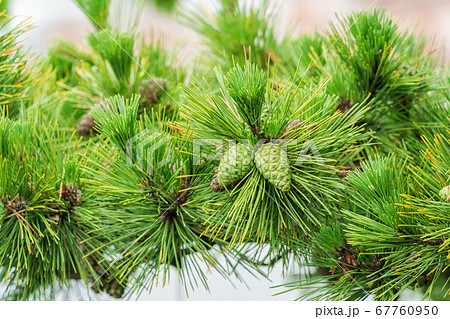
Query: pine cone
[
  {"left": 102, "top": 278, "right": 126, "bottom": 299},
  {"left": 217, "top": 143, "right": 254, "bottom": 187},
  {"left": 141, "top": 78, "right": 168, "bottom": 105},
  {"left": 2, "top": 196, "right": 27, "bottom": 213},
  {"left": 91, "top": 261, "right": 127, "bottom": 299},
  {"left": 254, "top": 142, "right": 291, "bottom": 192},
  {"left": 280, "top": 119, "right": 302, "bottom": 138},
  {"left": 77, "top": 111, "right": 97, "bottom": 136},
  {"left": 210, "top": 173, "right": 225, "bottom": 192},
  {"left": 77, "top": 101, "right": 118, "bottom": 136},
  {"left": 60, "top": 182, "right": 82, "bottom": 207},
  {"left": 439, "top": 186, "right": 450, "bottom": 201}
]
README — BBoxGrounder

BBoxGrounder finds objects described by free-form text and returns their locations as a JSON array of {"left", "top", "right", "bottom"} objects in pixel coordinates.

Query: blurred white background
[{"left": 9, "top": 0, "right": 450, "bottom": 61}]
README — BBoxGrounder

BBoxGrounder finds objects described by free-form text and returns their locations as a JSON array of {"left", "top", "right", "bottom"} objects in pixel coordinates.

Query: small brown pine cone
[
  {"left": 280, "top": 119, "right": 302, "bottom": 138},
  {"left": 77, "top": 111, "right": 97, "bottom": 136},
  {"left": 103, "top": 279, "right": 126, "bottom": 299},
  {"left": 10, "top": 196, "right": 27, "bottom": 212},
  {"left": 141, "top": 78, "right": 168, "bottom": 106},
  {"left": 210, "top": 174, "right": 225, "bottom": 192},
  {"left": 90, "top": 262, "right": 127, "bottom": 298},
  {"left": 177, "top": 177, "right": 191, "bottom": 204},
  {"left": 211, "top": 168, "right": 225, "bottom": 192},
  {"left": 60, "top": 183, "right": 82, "bottom": 206},
  {"left": 76, "top": 101, "right": 112, "bottom": 137}
]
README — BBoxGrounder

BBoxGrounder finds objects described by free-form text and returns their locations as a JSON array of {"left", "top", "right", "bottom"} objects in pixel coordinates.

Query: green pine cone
[
  {"left": 439, "top": 186, "right": 450, "bottom": 201},
  {"left": 254, "top": 142, "right": 291, "bottom": 192},
  {"left": 217, "top": 143, "right": 253, "bottom": 186}
]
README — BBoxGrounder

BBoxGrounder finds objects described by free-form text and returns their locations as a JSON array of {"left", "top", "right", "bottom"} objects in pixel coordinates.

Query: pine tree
[{"left": 1, "top": 0, "right": 450, "bottom": 301}]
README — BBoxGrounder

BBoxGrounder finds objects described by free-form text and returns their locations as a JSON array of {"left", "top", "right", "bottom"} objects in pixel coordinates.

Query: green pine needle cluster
[
  {"left": 76, "top": 0, "right": 110, "bottom": 29},
  {"left": 0, "top": 10, "right": 36, "bottom": 118},
  {"left": 180, "top": 0, "right": 280, "bottom": 76},
  {"left": 0, "top": 113, "right": 105, "bottom": 300}
]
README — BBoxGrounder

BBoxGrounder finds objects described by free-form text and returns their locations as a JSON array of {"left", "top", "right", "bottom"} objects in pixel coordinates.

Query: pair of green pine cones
[{"left": 216, "top": 142, "right": 291, "bottom": 192}]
